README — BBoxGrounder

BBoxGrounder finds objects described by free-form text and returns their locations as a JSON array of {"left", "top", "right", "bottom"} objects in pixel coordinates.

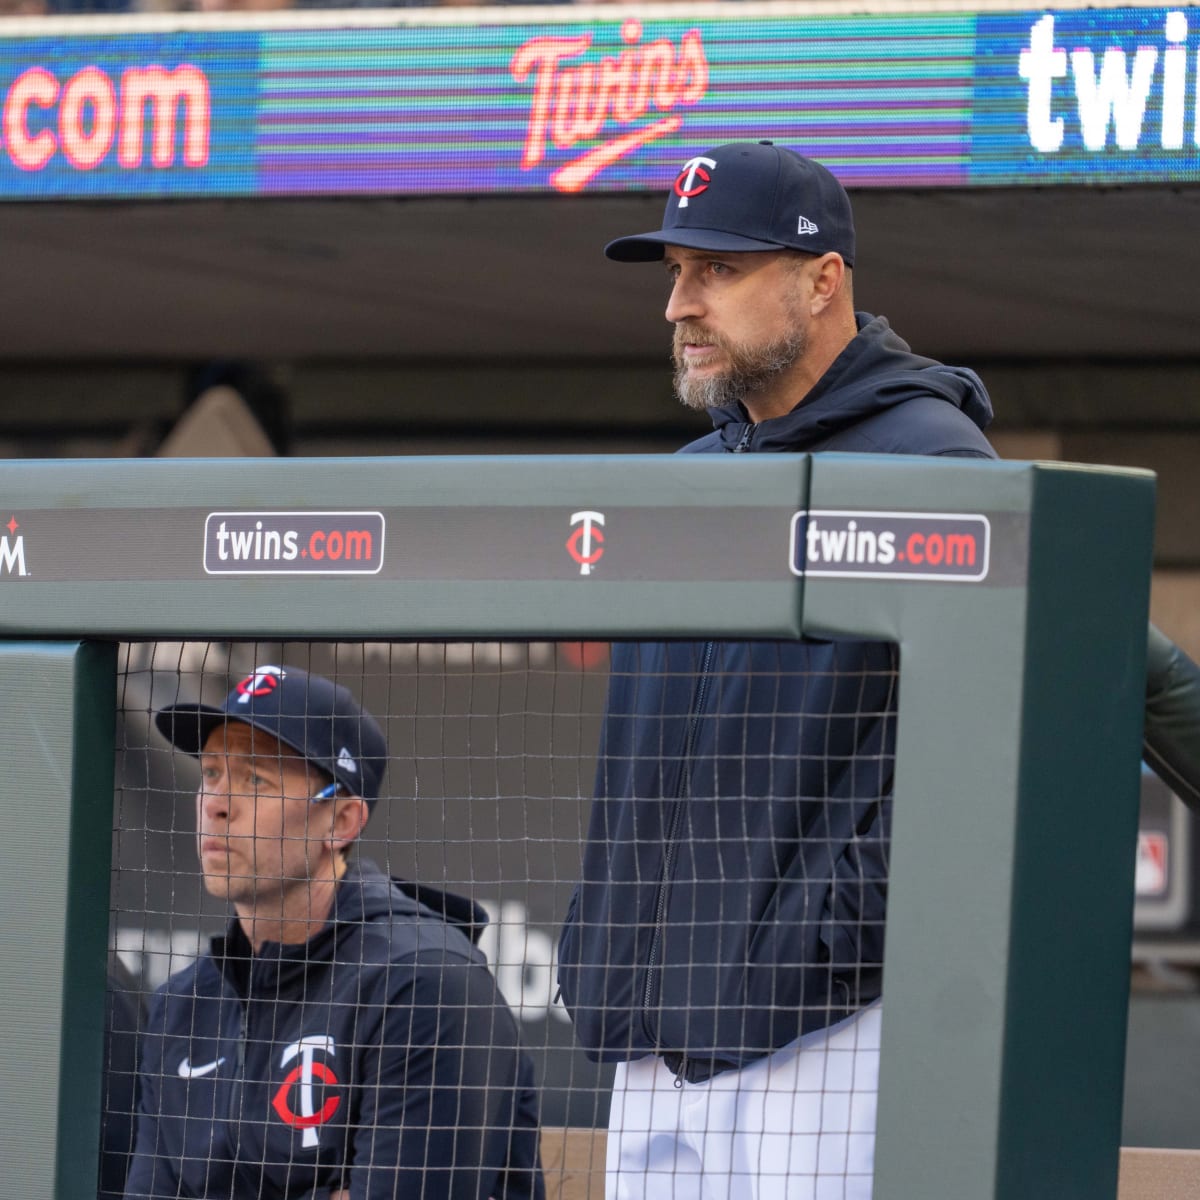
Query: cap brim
[
  {"left": 154, "top": 703, "right": 230, "bottom": 757},
  {"left": 605, "top": 227, "right": 789, "bottom": 262},
  {"left": 153, "top": 702, "right": 375, "bottom": 802},
  {"left": 154, "top": 703, "right": 311, "bottom": 766}
]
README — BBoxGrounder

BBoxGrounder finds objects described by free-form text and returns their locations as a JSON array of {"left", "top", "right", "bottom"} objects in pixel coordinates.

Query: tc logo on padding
[{"left": 567, "top": 511, "right": 605, "bottom": 576}]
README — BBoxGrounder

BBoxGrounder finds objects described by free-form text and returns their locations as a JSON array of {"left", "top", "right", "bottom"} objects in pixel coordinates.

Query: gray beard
[{"left": 672, "top": 328, "right": 808, "bottom": 412}]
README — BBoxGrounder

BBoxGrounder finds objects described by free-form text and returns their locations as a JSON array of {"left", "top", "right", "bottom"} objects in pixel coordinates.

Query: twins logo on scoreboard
[{"left": 511, "top": 20, "right": 709, "bottom": 192}]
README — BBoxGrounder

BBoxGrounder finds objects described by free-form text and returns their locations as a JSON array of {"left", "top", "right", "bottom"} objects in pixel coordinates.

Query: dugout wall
[{"left": 0, "top": 452, "right": 1154, "bottom": 1200}]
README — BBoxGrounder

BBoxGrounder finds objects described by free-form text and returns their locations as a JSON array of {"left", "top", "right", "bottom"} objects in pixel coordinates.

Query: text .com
[
  {"left": 204, "top": 511, "right": 385, "bottom": 576},
  {"left": 790, "top": 511, "right": 990, "bottom": 582},
  {"left": 3, "top": 64, "right": 209, "bottom": 172}
]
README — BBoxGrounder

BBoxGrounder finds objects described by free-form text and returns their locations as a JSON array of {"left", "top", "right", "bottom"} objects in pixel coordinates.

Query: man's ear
[
  {"left": 809, "top": 252, "right": 847, "bottom": 315},
  {"left": 329, "top": 796, "right": 370, "bottom": 851}
]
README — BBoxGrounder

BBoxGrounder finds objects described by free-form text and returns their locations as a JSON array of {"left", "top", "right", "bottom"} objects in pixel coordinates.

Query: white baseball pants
[{"left": 606, "top": 1004, "right": 882, "bottom": 1200}]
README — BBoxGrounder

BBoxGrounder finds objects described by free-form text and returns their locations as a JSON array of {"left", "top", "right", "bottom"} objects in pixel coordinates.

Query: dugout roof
[{"left": 0, "top": 1, "right": 1196, "bottom": 363}]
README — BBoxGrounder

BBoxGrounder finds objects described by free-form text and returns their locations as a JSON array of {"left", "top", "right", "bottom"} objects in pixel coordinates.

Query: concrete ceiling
[{"left": 0, "top": 182, "right": 1196, "bottom": 363}]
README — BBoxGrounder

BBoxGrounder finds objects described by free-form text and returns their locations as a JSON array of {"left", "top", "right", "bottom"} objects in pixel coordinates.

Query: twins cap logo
[
  {"left": 674, "top": 155, "right": 716, "bottom": 208},
  {"left": 272, "top": 1035, "right": 341, "bottom": 1149},
  {"left": 566, "top": 511, "right": 605, "bottom": 576},
  {"left": 797, "top": 216, "right": 819, "bottom": 236},
  {"left": 336, "top": 746, "right": 358, "bottom": 775},
  {"left": 236, "top": 666, "right": 285, "bottom": 703}
]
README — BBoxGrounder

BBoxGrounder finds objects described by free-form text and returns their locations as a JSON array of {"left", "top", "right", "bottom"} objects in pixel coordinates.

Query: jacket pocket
[
  {"left": 736, "top": 871, "right": 835, "bottom": 1054},
  {"left": 819, "top": 799, "right": 890, "bottom": 980}
]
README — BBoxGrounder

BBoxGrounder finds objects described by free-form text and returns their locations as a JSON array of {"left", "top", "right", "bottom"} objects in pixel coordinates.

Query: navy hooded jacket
[
  {"left": 125, "top": 859, "right": 544, "bottom": 1200},
  {"left": 557, "top": 314, "right": 996, "bottom": 1083}
]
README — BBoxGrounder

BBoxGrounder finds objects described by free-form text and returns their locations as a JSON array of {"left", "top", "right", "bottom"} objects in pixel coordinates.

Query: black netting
[{"left": 107, "top": 636, "right": 897, "bottom": 1199}]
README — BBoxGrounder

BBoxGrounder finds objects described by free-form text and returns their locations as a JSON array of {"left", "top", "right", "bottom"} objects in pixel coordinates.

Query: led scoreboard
[{"left": 0, "top": 6, "right": 1196, "bottom": 199}]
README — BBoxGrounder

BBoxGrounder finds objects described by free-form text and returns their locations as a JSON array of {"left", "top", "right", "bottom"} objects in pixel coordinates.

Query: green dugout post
[
  {"left": 0, "top": 453, "right": 1153, "bottom": 1199},
  {"left": 803, "top": 457, "right": 1155, "bottom": 1198},
  {"left": 0, "top": 641, "right": 116, "bottom": 1199}
]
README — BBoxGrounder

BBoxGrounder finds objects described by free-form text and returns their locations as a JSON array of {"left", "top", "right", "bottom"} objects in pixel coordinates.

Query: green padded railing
[{"left": 0, "top": 453, "right": 1154, "bottom": 1199}]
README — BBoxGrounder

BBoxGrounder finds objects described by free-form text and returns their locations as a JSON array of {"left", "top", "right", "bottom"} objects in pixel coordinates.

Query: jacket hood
[
  {"left": 336, "top": 858, "right": 489, "bottom": 945},
  {"left": 212, "top": 858, "right": 489, "bottom": 980},
  {"left": 707, "top": 313, "right": 993, "bottom": 452}
]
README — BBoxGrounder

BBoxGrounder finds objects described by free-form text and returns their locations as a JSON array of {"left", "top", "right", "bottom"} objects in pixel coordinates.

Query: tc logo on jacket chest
[{"left": 271, "top": 1035, "right": 342, "bottom": 1148}]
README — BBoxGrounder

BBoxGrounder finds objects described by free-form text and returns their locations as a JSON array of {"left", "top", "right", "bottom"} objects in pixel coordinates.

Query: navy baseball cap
[
  {"left": 155, "top": 665, "right": 388, "bottom": 803},
  {"left": 605, "top": 141, "right": 855, "bottom": 266}
]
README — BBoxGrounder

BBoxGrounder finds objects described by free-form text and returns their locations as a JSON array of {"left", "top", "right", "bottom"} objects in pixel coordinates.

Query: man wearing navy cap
[
  {"left": 557, "top": 142, "right": 997, "bottom": 1200},
  {"left": 125, "top": 664, "right": 544, "bottom": 1200}
]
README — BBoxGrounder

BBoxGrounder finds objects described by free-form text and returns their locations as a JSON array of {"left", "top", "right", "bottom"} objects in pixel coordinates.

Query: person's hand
[{"left": 330, "top": 1190, "right": 350, "bottom": 1200}]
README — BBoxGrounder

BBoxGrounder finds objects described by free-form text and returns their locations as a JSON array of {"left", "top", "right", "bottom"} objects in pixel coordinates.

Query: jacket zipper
[
  {"left": 235, "top": 1007, "right": 248, "bottom": 1072},
  {"left": 643, "top": 421, "right": 747, "bottom": 1080},
  {"left": 228, "top": 979, "right": 251, "bottom": 1188},
  {"left": 642, "top": 640, "right": 716, "bottom": 1062}
]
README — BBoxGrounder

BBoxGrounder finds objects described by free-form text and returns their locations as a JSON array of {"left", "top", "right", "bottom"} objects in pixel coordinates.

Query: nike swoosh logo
[{"left": 178, "top": 1056, "right": 226, "bottom": 1079}]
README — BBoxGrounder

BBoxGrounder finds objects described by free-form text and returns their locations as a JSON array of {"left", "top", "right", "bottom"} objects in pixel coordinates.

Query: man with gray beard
[{"left": 557, "top": 141, "right": 996, "bottom": 1200}]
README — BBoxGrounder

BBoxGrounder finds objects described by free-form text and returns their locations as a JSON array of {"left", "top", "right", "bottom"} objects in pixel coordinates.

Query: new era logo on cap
[{"left": 605, "top": 140, "right": 855, "bottom": 266}]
